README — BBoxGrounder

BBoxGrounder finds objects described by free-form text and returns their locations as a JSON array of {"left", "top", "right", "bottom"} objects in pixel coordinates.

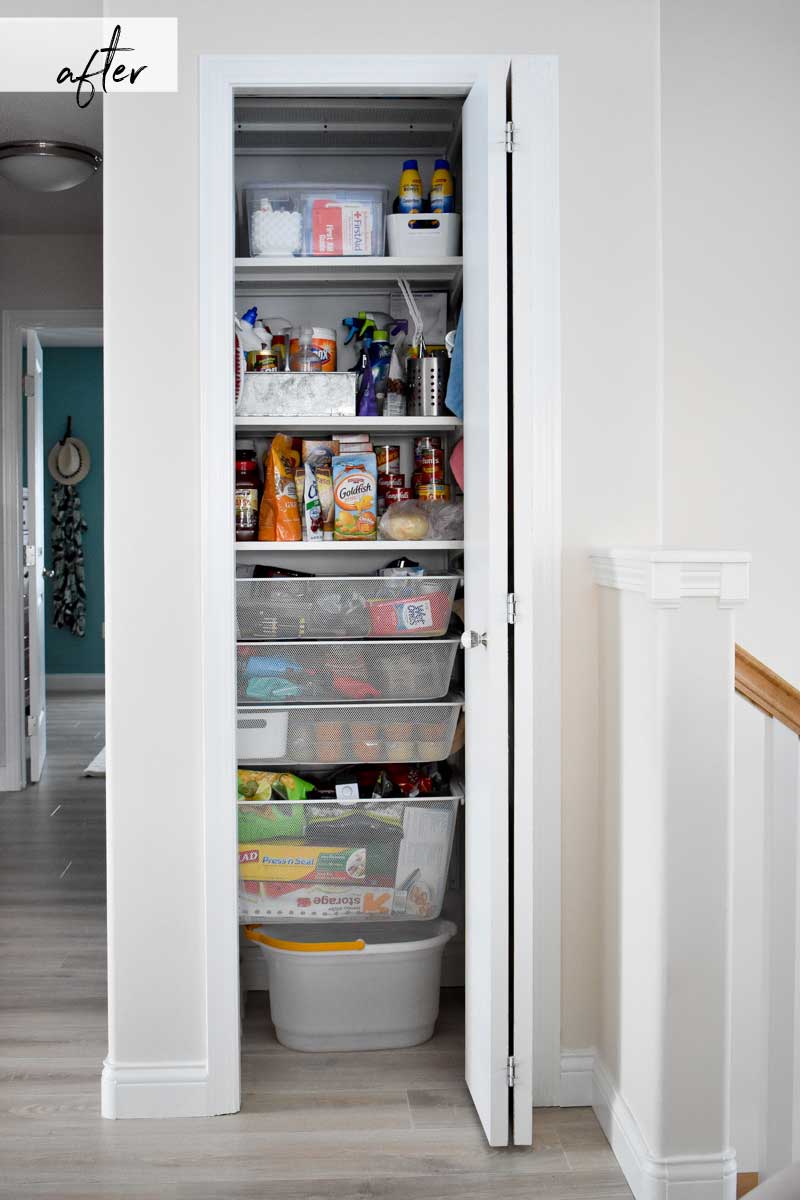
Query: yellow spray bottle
[
  {"left": 430, "top": 158, "right": 455, "bottom": 213},
  {"left": 398, "top": 159, "right": 424, "bottom": 214}
]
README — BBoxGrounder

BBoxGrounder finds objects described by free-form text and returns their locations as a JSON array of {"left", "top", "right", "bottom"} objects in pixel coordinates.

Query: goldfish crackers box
[{"left": 332, "top": 452, "right": 378, "bottom": 540}]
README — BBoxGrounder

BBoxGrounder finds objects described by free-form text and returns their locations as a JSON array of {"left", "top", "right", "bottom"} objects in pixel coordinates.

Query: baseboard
[
  {"left": 101, "top": 1060, "right": 211, "bottom": 1119},
  {"left": 47, "top": 673, "right": 105, "bottom": 693},
  {"left": 592, "top": 1056, "right": 737, "bottom": 1200},
  {"left": 561, "top": 1047, "right": 596, "bottom": 1106}
]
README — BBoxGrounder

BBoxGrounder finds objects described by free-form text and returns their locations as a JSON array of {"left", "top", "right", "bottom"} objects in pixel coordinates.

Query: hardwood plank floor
[{"left": 0, "top": 692, "right": 632, "bottom": 1199}]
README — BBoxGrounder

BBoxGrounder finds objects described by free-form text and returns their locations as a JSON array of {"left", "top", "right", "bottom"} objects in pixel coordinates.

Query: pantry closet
[{"left": 198, "top": 55, "right": 560, "bottom": 1149}]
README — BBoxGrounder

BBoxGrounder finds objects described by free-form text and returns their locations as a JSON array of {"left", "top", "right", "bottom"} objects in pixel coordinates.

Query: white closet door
[
  {"left": 26, "top": 329, "right": 47, "bottom": 782},
  {"left": 461, "top": 57, "right": 511, "bottom": 1149}
]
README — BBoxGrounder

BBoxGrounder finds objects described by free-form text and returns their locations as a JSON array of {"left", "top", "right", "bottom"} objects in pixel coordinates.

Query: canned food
[
  {"left": 417, "top": 482, "right": 451, "bottom": 502},
  {"left": 375, "top": 445, "right": 401, "bottom": 476},
  {"left": 384, "top": 486, "right": 413, "bottom": 507},
  {"left": 414, "top": 436, "right": 442, "bottom": 459},
  {"left": 246, "top": 349, "right": 278, "bottom": 373},
  {"left": 417, "top": 448, "right": 444, "bottom": 469},
  {"left": 378, "top": 472, "right": 405, "bottom": 494}
]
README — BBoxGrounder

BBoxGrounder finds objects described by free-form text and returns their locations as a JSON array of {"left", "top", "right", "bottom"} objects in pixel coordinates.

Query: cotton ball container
[{"left": 250, "top": 205, "right": 302, "bottom": 257}]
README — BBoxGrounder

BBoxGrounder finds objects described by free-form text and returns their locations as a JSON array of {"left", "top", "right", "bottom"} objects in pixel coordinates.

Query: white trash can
[{"left": 244, "top": 920, "right": 456, "bottom": 1051}]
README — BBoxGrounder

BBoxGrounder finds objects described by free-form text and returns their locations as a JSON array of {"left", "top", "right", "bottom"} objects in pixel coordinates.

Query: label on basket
[
  {"left": 239, "top": 881, "right": 395, "bottom": 917},
  {"left": 335, "top": 782, "right": 360, "bottom": 801},
  {"left": 367, "top": 593, "right": 450, "bottom": 636}
]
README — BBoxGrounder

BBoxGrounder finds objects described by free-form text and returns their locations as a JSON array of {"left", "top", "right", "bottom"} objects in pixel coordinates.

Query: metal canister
[{"left": 407, "top": 355, "right": 450, "bottom": 417}]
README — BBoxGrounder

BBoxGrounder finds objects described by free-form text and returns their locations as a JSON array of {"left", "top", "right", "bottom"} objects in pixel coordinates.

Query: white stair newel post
[{"left": 591, "top": 549, "right": 750, "bottom": 1200}]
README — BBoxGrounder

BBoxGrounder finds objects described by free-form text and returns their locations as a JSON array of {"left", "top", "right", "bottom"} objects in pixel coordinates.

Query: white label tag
[{"left": 335, "top": 782, "right": 360, "bottom": 801}]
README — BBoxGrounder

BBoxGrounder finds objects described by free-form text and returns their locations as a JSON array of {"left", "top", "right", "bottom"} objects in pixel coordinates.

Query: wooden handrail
[{"left": 735, "top": 645, "right": 800, "bottom": 736}]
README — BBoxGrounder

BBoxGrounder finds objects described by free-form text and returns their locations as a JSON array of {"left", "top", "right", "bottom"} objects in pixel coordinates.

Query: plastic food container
[
  {"left": 244, "top": 183, "right": 388, "bottom": 257},
  {"left": 236, "top": 639, "right": 460, "bottom": 704},
  {"left": 238, "top": 791, "right": 460, "bottom": 923},
  {"left": 236, "top": 575, "right": 460, "bottom": 640},
  {"left": 386, "top": 213, "right": 461, "bottom": 258},
  {"left": 236, "top": 698, "right": 462, "bottom": 765},
  {"left": 243, "top": 918, "right": 456, "bottom": 1049}
]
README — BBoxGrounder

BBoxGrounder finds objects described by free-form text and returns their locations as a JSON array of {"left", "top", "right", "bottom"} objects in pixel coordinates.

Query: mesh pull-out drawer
[
  {"left": 237, "top": 639, "right": 460, "bottom": 704},
  {"left": 238, "top": 793, "right": 459, "bottom": 922},
  {"left": 237, "top": 699, "right": 462, "bottom": 765},
  {"left": 236, "top": 575, "right": 460, "bottom": 640}
]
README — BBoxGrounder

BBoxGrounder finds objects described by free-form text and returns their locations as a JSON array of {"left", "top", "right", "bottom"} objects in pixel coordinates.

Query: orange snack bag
[{"left": 258, "top": 435, "right": 301, "bottom": 542}]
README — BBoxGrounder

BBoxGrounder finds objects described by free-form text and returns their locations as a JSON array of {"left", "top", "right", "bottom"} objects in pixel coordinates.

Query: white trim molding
[
  {"left": 560, "top": 1048, "right": 595, "bottom": 1107},
  {"left": 590, "top": 547, "right": 751, "bottom": 608},
  {"left": 593, "top": 1058, "right": 737, "bottom": 1200},
  {"left": 46, "top": 673, "right": 105, "bottom": 693},
  {"left": 101, "top": 1059, "right": 209, "bottom": 1120}
]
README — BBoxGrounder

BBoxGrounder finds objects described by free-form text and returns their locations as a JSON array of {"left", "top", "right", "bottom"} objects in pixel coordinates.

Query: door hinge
[
  {"left": 23, "top": 373, "right": 35, "bottom": 399},
  {"left": 507, "top": 1055, "right": 517, "bottom": 1087},
  {"left": 505, "top": 120, "right": 515, "bottom": 153},
  {"left": 24, "top": 545, "right": 36, "bottom": 567},
  {"left": 507, "top": 593, "right": 517, "bottom": 624},
  {"left": 26, "top": 714, "right": 37, "bottom": 737}
]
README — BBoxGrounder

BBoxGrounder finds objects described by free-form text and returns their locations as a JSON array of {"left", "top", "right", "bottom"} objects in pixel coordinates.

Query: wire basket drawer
[
  {"left": 236, "top": 575, "right": 460, "bottom": 641},
  {"left": 237, "top": 699, "right": 462, "bottom": 765},
  {"left": 237, "top": 639, "right": 460, "bottom": 704},
  {"left": 238, "top": 793, "right": 459, "bottom": 922}
]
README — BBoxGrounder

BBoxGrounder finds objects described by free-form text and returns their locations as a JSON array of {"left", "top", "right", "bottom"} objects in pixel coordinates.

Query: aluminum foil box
[{"left": 237, "top": 372, "right": 357, "bottom": 417}]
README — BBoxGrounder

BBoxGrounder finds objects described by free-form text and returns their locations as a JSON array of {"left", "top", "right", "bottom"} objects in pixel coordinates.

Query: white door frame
[
  {"left": 0, "top": 308, "right": 103, "bottom": 791},
  {"left": 198, "top": 54, "right": 561, "bottom": 1118}
]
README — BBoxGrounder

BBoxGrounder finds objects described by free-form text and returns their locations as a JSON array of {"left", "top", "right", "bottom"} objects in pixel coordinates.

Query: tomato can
[{"left": 378, "top": 472, "right": 405, "bottom": 494}]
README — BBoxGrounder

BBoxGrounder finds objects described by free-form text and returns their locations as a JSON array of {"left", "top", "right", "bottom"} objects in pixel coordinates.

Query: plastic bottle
[
  {"left": 235, "top": 448, "right": 260, "bottom": 541},
  {"left": 429, "top": 158, "right": 455, "bottom": 213},
  {"left": 290, "top": 328, "right": 323, "bottom": 372},
  {"left": 369, "top": 329, "right": 393, "bottom": 411},
  {"left": 398, "top": 159, "right": 424, "bottom": 214}
]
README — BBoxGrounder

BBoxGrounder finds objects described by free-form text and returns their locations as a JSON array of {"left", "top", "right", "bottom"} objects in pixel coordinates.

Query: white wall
[
  {"left": 660, "top": 0, "right": 800, "bottom": 685},
  {"left": 102, "top": 0, "right": 663, "bottom": 1071}
]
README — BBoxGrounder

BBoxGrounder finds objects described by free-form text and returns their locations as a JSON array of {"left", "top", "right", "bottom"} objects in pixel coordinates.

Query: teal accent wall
[{"left": 43, "top": 348, "right": 104, "bottom": 675}]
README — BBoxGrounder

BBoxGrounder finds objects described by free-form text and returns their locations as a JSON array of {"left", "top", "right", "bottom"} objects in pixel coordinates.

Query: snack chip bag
[
  {"left": 332, "top": 452, "right": 378, "bottom": 540},
  {"left": 258, "top": 434, "right": 301, "bottom": 542}
]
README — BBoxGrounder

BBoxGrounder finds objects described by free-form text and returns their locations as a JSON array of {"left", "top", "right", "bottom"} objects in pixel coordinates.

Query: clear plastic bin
[
  {"left": 236, "top": 639, "right": 460, "bottom": 704},
  {"left": 236, "top": 575, "right": 460, "bottom": 641},
  {"left": 236, "top": 697, "right": 462, "bottom": 765},
  {"left": 238, "top": 791, "right": 460, "bottom": 923},
  {"left": 244, "top": 183, "right": 387, "bottom": 257}
]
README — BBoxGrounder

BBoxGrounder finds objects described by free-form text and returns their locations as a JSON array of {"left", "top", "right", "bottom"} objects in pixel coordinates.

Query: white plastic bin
[
  {"left": 386, "top": 213, "right": 461, "bottom": 258},
  {"left": 244, "top": 919, "right": 456, "bottom": 1050},
  {"left": 236, "top": 709, "right": 289, "bottom": 759},
  {"left": 244, "top": 183, "right": 387, "bottom": 257}
]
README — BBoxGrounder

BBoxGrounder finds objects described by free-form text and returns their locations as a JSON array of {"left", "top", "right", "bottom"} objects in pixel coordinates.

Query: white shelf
[
  {"left": 235, "top": 415, "right": 462, "bottom": 435},
  {"left": 235, "top": 540, "right": 463, "bottom": 553},
  {"left": 234, "top": 255, "right": 463, "bottom": 291}
]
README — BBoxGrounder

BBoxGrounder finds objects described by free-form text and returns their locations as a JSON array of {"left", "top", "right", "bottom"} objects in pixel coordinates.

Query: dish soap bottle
[
  {"left": 398, "top": 159, "right": 424, "bottom": 214},
  {"left": 429, "top": 158, "right": 455, "bottom": 213}
]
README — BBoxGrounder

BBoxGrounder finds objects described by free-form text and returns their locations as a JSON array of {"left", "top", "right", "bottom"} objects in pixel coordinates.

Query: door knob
[
  {"left": 42, "top": 568, "right": 55, "bottom": 579},
  {"left": 460, "top": 630, "right": 487, "bottom": 649}
]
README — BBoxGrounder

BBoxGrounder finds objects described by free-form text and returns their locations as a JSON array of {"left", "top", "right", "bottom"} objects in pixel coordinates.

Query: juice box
[{"left": 332, "top": 452, "right": 378, "bottom": 540}]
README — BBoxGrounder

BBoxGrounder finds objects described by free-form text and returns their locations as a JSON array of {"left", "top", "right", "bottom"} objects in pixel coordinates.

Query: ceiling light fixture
[{"left": 0, "top": 141, "right": 102, "bottom": 193}]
